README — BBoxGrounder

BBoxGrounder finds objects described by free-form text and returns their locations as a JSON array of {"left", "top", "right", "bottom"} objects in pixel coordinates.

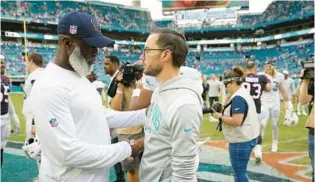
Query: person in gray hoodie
[{"left": 137, "top": 28, "right": 203, "bottom": 181}]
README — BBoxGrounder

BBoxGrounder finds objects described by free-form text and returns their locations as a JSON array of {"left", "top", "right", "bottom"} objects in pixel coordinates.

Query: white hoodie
[{"left": 140, "top": 74, "right": 203, "bottom": 182}]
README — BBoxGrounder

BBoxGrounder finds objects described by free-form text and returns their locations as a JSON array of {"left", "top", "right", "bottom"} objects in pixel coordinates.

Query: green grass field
[
  {"left": 291, "top": 156, "right": 311, "bottom": 165},
  {"left": 9, "top": 92, "right": 309, "bottom": 153}
]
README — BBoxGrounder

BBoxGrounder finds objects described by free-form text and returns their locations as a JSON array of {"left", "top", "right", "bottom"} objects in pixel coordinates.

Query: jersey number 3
[
  {"left": 0, "top": 85, "right": 10, "bottom": 103},
  {"left": 243, "top": 83, "right": 262, "bottom": 99}
]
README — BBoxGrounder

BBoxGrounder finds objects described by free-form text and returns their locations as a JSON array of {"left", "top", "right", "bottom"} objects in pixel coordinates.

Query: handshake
[{"left": 128, "top": 138, "right": 144, "bottom": 159}]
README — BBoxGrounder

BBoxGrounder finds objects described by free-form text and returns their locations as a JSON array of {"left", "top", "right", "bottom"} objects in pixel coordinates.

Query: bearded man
[{"left": 30, "top": 12, "right": 144, "bottom": 182}]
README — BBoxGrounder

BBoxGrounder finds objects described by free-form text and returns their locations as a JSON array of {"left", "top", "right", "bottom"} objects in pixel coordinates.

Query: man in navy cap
[
  {"left": 55, "top": 11, "right": 115, "bottom": 77},
  {"left": 30, "top": 12, "right": 145, "bottom": 182}
]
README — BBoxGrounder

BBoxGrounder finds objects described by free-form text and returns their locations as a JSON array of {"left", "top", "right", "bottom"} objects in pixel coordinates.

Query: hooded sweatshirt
[
  {"left": 139, "top": 74, "right": 203, "bottom": 182},
  {"left": 142, "top": 66, "right": 203, "bottom": 94}
]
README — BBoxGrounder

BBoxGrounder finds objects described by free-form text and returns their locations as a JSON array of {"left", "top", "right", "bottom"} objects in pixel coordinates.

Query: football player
[
  {"left": 244, "top": 61, "right": 271, "bottom": 164},
  {"left": 1, "top": 60, "right": 20, "bottom": 167},
  {"left": 260, "top": 60, "right": 290, "bottom": 152}
]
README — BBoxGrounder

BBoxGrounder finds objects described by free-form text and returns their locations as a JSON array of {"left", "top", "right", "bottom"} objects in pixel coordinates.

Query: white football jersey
[
  {"left": 24, "top": 68, "right": 45, "bottom": 100},
  {"left": 142, "top": 66, "right": 203, "bottom": 93},
  {"left": 261, "top": 72, "right": 285, "bottom": 103}
]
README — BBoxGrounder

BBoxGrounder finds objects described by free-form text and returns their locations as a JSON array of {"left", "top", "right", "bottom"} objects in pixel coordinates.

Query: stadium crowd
[{"left": 1, "top": 1, "right": 313, "bottom": 30}]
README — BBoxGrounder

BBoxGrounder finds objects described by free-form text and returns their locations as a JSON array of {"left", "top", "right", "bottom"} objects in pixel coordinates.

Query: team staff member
[
  {"left": 213, "top": 67, "right": 259, "bottom": 182},
  {"left": 136, "top": 28, "right": 203, "bottom": 181},
  {"left": 22, "top": 52, "right": 45, "bottom": 137},
  {"left": 31, "top": 12, "right": 144, "bottom": 182}
]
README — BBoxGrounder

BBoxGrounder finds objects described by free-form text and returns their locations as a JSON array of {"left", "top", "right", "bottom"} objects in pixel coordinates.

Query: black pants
[
  {"left": 209, "top": 97, "right": 219, "bottom": 107},
  {"left": 111, "top": 137, "right": 125, "bottom": 182}
]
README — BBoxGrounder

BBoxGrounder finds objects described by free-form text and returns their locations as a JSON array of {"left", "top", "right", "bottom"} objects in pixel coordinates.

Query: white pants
[
  {"left": 25, "top": 114, "right": 33, "bottom": 137},
  {"left": 260, "top": 101, "right": 280, "bottom": 142},
  {"left": 22, "top": 102, "right": 33, "bottom": 137},
  {"left": 1, "top": 114, "right": 11, "bottom": 149}
]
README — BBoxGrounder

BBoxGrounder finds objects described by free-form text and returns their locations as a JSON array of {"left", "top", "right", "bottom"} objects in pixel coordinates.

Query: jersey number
[
  {"left": 0, "top": 85, "right": 9, "bottom": 103},
  {"left": 243, "top": 83, "right": 262, "bottom": 99},
  {"left": 272, "top": 82, "right": 279, "bottom": 91}
]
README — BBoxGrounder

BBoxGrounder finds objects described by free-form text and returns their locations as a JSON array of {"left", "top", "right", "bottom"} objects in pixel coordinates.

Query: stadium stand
[
  {"left": 1, "top": 39, "right": 313, "bottom": 82},
  {"left": 238, "top": 1, "right": 314, "bottom": 26},
  {"left": 2, "top": 1, "right": 313, "bottom": 30},
  {"left": 0, "top": 0, "right": 313, "bottom": 83}
]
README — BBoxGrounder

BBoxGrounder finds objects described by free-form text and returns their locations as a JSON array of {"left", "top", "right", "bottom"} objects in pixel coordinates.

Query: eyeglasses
[{"left": 142, "top": 48, "right": 167, "bottom": 57}]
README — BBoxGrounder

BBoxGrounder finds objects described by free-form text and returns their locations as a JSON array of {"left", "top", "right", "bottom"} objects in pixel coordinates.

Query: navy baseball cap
[{"left": 57, "top": 12, "right": 115, "bottom": 48}]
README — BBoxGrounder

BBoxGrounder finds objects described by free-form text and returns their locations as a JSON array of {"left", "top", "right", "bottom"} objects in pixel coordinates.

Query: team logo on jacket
[
  {"left": 49, "top": 118, "right": 59, "bottom": 127},
  {"left": 148, "top": 103, "right": 162, "bottom": 132}
]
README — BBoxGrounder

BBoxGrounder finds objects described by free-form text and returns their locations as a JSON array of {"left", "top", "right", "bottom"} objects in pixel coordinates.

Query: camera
[
  {"left": 203, "top": 102, "right": 223, "bottom": 114},
  {"left": 301, "top": 58, "right": 314, "bottom": 96},
  {"left": 107, "top": 62, "right": 144, "bottom": 98},
  {"left": 118, "top": 62, "right": 144, "bottom": 86},
  {"left": 301, "top": 60, "right": 314, "bottom": 80}
]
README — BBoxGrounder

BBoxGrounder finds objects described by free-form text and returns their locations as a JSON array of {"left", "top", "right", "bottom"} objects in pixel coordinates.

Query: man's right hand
[{"left": 130, "top": 142, "right": 141, "bottom": 158}]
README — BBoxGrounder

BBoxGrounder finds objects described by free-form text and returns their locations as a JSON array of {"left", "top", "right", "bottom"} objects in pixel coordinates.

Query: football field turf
[{"left": 9, "top": 92, "right": 309, "bottom": 154}]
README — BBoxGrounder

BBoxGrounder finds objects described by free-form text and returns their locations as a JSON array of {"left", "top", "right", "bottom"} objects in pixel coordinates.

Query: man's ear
[
  {"left": 61, "top": 35, "right": 74, "bottom": 54},
  {"left": 161, "top": 50, "right": 172, "bottom": 62}
]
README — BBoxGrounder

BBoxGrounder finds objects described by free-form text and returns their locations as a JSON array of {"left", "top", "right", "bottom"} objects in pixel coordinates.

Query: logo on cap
[
  {"left": 69, "top": 25, "right": 78, "bottom": 35},
  {"left": 91, "top": 19, "right": 100, "bottom": 33}
]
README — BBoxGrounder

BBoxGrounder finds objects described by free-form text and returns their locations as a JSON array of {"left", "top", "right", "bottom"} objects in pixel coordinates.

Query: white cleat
[
  {"left": 297, "top": 111, "right": 301, "bottom": 116},
  {"left": 255, "top": 152, "right": 262, "bottom": 164},
  {"left": 271, "top": 141, "right": 278, "bottom": 152},
  {"left": 302, "top": 111, "right": 308, "bottom": 116},
  {"left": 254, "top": 145, "right": 263, "bottom": 164}
]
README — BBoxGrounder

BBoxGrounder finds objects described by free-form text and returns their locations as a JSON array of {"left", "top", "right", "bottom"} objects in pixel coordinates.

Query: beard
[
  {"left": 69, "top": 47, "right": 92, "bottom": 77},
  {"left": 144, "top": 64, "right": 163, "bottom": 77}
]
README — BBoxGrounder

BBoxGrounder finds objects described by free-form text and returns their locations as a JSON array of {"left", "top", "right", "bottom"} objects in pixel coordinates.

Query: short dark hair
[
  {"left": 151, "top": 28, "right": 188, "bottom": 68},
  {"left": 28, "top": 52, "right": 43, "bottom": 67},
  {"left": 105, "top": 55, "right": 119, "bottom": 66}
]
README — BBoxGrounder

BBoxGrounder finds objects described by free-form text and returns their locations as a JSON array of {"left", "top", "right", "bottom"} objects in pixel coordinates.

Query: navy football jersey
[
  {"left": 243, "top": 74, "right": 269, "bottom": 113},
  {"left": 1, "top": 75, "right": 11, "bottom": 115}
]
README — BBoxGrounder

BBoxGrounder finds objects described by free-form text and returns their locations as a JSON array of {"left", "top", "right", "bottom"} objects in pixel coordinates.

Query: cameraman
[
  {"left": 104, "top": 55, "right": 125, "bottom": 182},
  {"left": 109, "top": 63, "right": 144, "bottom": 182},
  {"left": 299, "top": 72, "right": 314, "bottom": 181}
]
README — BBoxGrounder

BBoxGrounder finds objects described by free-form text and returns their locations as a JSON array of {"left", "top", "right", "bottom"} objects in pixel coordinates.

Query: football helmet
[
  {"left": 22, "top": 135, "right": 41, "bottom": 160},
  {"left": 283, "top": 109, "right": 299, "bottom": 126}
]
